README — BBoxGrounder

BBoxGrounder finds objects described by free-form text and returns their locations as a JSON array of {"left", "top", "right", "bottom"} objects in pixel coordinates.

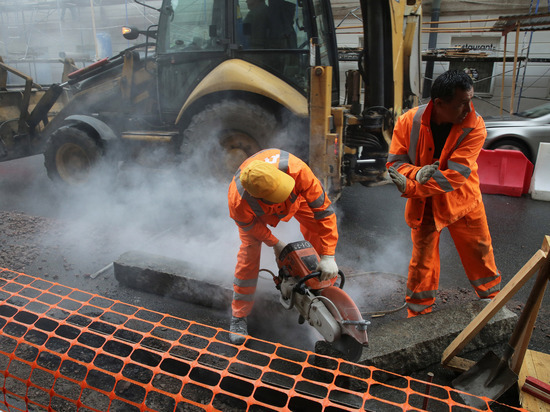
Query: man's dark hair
[{"left": 430, "top": 70, "right": 474, "bottom": 102}]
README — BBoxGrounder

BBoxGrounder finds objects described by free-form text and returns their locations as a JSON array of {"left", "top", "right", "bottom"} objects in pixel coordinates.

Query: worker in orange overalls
[
  {"left": 386, "top": 70, "right": 501, "bottom": 318},
  {"left": 227, "top": 149, "right": 338, "bottom": 344}
]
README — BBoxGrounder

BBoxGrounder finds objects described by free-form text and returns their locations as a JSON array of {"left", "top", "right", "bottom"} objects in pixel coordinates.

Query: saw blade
[
  {"left": 331, "top": 334, "right": 365, "bottom": 363},
  {"left": 319, "top": 286, "right": 368, "bottom": 345}
]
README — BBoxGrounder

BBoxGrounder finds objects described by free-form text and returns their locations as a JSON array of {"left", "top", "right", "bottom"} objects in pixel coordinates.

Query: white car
[{"left": 483, "top": 102, "right": 550, "bottom": 163}]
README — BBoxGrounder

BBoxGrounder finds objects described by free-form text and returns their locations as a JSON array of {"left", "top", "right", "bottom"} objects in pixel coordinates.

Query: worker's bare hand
[
  {"left": 416, "top": 161, "right": 440, "bottom": 184},
  {"left": 388, "top": 166, "right": 407, "bottom": 193}
]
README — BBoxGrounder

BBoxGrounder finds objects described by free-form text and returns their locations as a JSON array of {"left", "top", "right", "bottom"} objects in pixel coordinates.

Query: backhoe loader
[{"left": 0, "top": 0, "right": 422, "bottom": 196}]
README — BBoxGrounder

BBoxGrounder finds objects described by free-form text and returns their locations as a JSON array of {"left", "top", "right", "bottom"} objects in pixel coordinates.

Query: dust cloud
[
  {"left": 20, "top": 129, "right": 311, "bottom": 286},
  {"left": 37, "top": 152, "right": 241, "bottom": 286},
  {"left": 0, "top": 130, "right": 404, "bottom": 350},
  {"left": 36, "top": 134, "right": 327, "bottom": 349}
]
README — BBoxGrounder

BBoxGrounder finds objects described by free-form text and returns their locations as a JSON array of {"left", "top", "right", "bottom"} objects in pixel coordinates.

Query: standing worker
[
  {"left": 386, "top": 70, "right": 501, "bottom": 318},
  {"left": 228, "top": 149, "right": 339, "bottom": 344}
]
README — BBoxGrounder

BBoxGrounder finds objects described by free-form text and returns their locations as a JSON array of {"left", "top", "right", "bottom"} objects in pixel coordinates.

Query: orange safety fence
[{"left": 0, "top": 268, "right": 526, "bottom": 412}]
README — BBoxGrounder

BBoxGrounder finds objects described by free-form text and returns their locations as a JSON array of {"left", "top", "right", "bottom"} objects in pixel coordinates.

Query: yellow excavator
[{"left": 0, "top": 0, "right": 422, "bottom": 197}]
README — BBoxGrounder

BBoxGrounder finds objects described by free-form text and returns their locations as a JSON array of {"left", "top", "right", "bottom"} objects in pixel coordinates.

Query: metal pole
[
  {"left": 422, "top": 372, "right": 435, "bottom": 410},
  {"left": 499, "top": 34, "right": 507, "bottom": 116},
  {"left": 516, "top": 0, "right": 540, "bottom": 113},
  {"left": 90, "top": 0, "right": 99, "bottom": 61},
  {"left": 509, "top": 23, "right": 520, "bottom": 115},
  {"left": 422, "top": 0, "right": 441, "bottom": 99}
]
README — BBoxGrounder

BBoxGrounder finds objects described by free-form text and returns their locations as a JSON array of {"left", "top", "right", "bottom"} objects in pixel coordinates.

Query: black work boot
[{"left": 229, "top": 316, "right": 248, "bottom": 345}]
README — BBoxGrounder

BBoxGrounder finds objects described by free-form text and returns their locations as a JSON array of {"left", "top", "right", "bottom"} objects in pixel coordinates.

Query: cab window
[
  {"left": 238, "top": 0, "right": 307, "bottom": 50},
  {"left": 160, "top": 0, "right": 225, "bottom": 52}
]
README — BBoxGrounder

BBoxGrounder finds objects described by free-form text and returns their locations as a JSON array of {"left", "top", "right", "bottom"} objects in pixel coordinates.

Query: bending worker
[
  {"left": 228, "top": 149, "right": 339, "bottom": 344},
  {"left": 386, "top": 70, "right": 501, "bottom": 318}
]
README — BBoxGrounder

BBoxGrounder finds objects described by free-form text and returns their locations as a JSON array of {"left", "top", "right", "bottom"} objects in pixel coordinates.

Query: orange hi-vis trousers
[{"left": 406, "top": 200, "right": 501, "bottom": 317}]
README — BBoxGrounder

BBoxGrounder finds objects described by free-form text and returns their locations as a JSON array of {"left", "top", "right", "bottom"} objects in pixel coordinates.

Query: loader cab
[{"left": 155, "top": 0, "right": 339, "bottom": 122}]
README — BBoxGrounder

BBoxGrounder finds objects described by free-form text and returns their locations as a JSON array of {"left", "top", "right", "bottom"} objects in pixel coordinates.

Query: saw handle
[{"left": 294, "top": 270, "right": 345, "bottom": 294}]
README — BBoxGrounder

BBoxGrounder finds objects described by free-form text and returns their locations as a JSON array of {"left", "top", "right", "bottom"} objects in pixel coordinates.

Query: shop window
[{"left": 449, "top": 60, "right": 494, "bottom": 95}]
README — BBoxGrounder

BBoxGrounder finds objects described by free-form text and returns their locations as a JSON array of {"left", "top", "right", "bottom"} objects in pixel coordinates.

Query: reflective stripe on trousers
[{"left": 232, "top": 234, "right": 262, "bottom": 318}]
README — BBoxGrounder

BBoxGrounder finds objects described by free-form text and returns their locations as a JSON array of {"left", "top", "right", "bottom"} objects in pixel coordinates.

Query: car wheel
[
  {"left": 44, "top": 126, "right": 103, "bottom": 185},
  {"left": 488, "top": 138, "right": 532, "bottom": 162}
]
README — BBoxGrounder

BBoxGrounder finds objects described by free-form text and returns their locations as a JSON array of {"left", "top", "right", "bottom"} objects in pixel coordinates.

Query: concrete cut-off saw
[{"left": 269, "top": 240, "right": 369, "bottom": 362}]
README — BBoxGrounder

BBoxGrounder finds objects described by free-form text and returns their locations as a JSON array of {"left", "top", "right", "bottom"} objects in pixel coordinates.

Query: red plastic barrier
[{"left": 477, "top": 149, "right": 534, "bottom": 197}]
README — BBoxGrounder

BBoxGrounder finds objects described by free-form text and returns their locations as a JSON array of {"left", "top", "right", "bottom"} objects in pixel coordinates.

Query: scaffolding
[{"left": 421, "top": 8, "right": 550, "bottom": 114}]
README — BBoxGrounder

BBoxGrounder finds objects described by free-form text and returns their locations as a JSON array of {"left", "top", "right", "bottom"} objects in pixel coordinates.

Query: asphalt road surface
[{"left": 1, "top": 154, "right": 549, "bottom": 356}]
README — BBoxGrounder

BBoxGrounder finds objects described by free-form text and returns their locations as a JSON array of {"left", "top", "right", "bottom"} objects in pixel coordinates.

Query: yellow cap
[{"left": 240, "top": 160, "right": 295, "bottom": 203}]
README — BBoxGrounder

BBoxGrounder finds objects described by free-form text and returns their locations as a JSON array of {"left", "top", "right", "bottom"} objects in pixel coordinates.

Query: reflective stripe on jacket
[
  {"left": 386, "top": 101, "right": 485, "bottom": 231},
  {"left": 228, "top": 149, "right": 338, "bottom": 255}
]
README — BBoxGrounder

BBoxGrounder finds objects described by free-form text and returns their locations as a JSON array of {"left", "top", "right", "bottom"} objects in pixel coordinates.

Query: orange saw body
[{"left": 275, "top": 240, "right": 369, "bottom": 361}]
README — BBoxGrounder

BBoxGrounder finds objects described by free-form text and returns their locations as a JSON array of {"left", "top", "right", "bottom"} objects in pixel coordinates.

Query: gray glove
[
  {"left": 316, "top": 255, "right": 338, "bottom": 281},
  {"left": 388, "top": 166, "right": 407, "bottom": 193},
  {"left": 416, "top": 161, "right": 440, "bottom": 184},
  {"left": 273, "top": 240, "right": 286, "bottom": 259}
]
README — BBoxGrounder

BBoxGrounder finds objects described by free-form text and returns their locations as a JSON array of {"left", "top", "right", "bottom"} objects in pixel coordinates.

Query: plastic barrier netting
[{"left": 0, "top": 268, "right": 526, "bottom": 411}]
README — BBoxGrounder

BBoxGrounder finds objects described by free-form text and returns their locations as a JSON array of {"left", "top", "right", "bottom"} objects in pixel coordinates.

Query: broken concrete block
[
  {"left": 317, "top": 300, "right": 517, "bottom": 376},
  {"left": 113, "top": 250, "right": 233, "bottom": 309}
]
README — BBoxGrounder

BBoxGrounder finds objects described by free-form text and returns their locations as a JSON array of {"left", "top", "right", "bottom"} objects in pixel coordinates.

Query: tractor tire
[
  {"left": 44, "top": 126, "right": 103, "bottom": 186},
  {"left": 181, "top": 100, "right": 278, "bottom": 180}
]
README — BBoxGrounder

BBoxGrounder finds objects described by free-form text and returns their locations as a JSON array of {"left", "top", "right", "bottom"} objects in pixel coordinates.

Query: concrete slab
[
  {"left": 316, "top": 300, "right": 517, "bottom": 376},
  {"left": 113, "top": 250, "right": 233, "bottom": 309}
]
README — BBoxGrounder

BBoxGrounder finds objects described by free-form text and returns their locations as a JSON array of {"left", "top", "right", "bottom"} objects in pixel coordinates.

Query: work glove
[
  {"left": 317, "top": 255, "right": 338, "bottom": 281},
  {"left": 388, "top": 166, "right": 407, "bottom": 193},
  {"left": 273, "top": 240, "right": 286, "bottom": 259},
  {"left": 415, "top": 161, "right": 440, "bottom": 184}
]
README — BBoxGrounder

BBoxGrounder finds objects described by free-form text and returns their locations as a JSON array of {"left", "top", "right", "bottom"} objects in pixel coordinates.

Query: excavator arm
[{"left": 309, "top": 0, "right": 422, "bottom": 198}]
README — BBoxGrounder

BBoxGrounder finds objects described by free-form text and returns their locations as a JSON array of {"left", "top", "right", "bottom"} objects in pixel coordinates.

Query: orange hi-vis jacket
[
  {"left": 228, "top": 149, "right": 338, "bottom": 256},
  {"left": 386, "top": 101, "right": 485, "bottom": 231}
]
